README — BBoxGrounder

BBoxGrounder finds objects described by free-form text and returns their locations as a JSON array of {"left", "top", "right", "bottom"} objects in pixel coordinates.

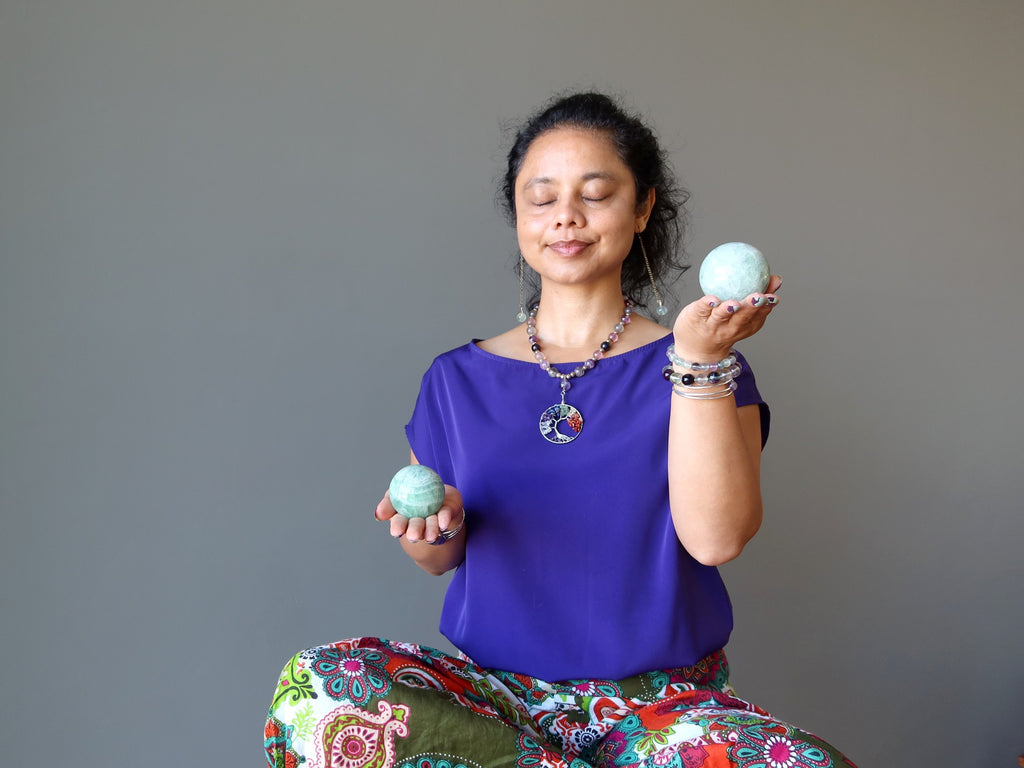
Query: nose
[{"left": 553, "top": 197, "right": 584, "bottom": 228}]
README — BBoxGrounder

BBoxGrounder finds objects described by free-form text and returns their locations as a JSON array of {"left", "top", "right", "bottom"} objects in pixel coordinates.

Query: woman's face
[{"left": 514, "top": 127, "right": 653, "bottom": 292}]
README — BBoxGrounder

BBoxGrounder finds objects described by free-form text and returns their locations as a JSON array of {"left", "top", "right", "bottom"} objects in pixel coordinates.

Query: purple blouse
[{"left": 405, "top": 334, "right": 769, "bottom": 682}]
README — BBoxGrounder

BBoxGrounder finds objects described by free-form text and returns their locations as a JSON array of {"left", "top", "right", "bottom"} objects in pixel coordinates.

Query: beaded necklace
[{"left": 526, "top": 299, "right": 633, "bottom": 444}]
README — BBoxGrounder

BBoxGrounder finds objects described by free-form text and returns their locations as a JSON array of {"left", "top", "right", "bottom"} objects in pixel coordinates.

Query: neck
[{"left": 533, "top": 284, "right": 628, "bottom": 356}]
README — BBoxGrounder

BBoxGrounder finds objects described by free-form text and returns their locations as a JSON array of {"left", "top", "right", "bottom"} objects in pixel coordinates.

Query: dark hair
[{"left": 499, "top": 91, "right": 690, "bottom": 308}]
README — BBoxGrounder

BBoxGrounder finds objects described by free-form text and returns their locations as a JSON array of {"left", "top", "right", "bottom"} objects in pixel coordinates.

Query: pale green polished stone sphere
[
  {"left": 699, "top": 242, "right": 771, "bottom": 301},
  {"left": 388, "top": 464, "right": 445, "bottom": 518}
]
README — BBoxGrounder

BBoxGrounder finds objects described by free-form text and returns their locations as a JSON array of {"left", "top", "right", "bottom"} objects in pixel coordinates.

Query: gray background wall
[{"left": 2, "top": 1, "right": 1021, "bottom": 766}]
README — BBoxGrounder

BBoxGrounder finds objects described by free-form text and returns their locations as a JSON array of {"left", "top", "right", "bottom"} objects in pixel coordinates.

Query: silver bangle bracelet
[
  {"left": 672, "top": 381, "right": 738, "bottom": 400},
  {"left": 429, "top": 510, "right": 466, "bottom": 546}
]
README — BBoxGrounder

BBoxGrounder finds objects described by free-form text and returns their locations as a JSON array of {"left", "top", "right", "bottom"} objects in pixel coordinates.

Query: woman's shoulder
[
  {"left": 422, "top": 337, "right": 522, "bottom": 376},
  {"left": 475, "top": 326, "right": 532, "bottom": 361}
]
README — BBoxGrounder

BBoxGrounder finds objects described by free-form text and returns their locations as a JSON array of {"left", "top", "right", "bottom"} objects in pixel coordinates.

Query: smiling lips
[{"left": 548, "top": 240, "right": 592, "bottom": 256}]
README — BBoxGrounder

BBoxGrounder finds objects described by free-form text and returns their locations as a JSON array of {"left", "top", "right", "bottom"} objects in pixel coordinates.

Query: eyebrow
[{"left": 522, "top": 171, "right": 619, "bottom": 190}]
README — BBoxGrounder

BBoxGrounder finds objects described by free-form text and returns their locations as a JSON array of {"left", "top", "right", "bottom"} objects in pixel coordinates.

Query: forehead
[{"left": 517, "top": 127, "right": 630, "bottom": 186}]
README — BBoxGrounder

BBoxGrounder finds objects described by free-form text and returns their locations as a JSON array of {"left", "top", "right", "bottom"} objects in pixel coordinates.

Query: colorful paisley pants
[{"left": 265, "top": 637, "right": 855, "bottom": 768}]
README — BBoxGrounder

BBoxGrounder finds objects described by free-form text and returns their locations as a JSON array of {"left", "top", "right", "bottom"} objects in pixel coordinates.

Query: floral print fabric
[{"left": 265, "top": 638, "right": 854, "bottom": 768}]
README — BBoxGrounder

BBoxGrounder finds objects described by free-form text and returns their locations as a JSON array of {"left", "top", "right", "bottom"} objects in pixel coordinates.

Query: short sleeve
[
  {"left": 733, "top": 351, "right": 771, "bottom": 448},
  {"left": 404, "top": 358, "right": 456, "bottom": 484}
]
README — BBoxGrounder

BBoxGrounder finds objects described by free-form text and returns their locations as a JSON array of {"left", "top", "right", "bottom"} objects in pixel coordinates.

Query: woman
[{"left": 266, "top": 92, "right": 854, "bottom": 768}]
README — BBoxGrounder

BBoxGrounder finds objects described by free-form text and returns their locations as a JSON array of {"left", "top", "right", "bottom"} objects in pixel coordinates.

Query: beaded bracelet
[
  {"left": 662, "top": 362, "right": 742, "bottom": 387},
  {"left": 666, "top": 344, "right": 737, "bottom": 372}
]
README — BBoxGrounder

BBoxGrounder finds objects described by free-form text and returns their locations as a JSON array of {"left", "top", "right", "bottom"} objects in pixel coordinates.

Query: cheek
[
  {"left": 601, "top": 210, "right": 640, "bottom": 243},
  {"left": 516, "top": 215, "right": 545, "bottom": 245}
]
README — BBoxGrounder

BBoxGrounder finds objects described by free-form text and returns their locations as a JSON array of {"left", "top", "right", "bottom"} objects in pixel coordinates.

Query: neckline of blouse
[{"left": 468, "top": 332, "right": 673, "bottom": 368}]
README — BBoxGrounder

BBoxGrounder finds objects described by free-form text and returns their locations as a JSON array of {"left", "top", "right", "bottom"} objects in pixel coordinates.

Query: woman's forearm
[{"left": 667, "top": 399, "right": 764, "bottom": 566}]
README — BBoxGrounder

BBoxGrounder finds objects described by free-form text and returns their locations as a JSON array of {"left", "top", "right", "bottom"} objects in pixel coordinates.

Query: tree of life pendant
[{"left": 539, "top": 398, "right": 584, "bottom": 444}]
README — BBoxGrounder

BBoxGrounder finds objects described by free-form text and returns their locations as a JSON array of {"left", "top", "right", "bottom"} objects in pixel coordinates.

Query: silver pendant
[{"left": 539, "top": 402, "right": 584, "bottom": 444}]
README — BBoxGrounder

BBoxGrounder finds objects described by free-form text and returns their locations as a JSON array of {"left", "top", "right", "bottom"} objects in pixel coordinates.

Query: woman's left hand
[{"left": 671, "top": 275, "right": 782, "bottom": 361}]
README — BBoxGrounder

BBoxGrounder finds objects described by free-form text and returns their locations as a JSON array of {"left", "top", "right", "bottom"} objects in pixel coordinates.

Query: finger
[
  {"left": 722, "top": 276, "right": 783, "bottom": 312},
  {"left": 699, "top": 295, "right": 722, "bottom": 316},
  {"left": 422, "top": 515, "right": 441, "bottom": 543},
  {"left": 402, "top": 516, "right": 426, "bottom": 542},
  {"left": 750, "top": 276, "right": 783, "bottom": 309},
  {"left": 375, "top": 490, "right": 397, "bottom": 521},
  {"left": 434, "top": 504, "right": 453, "bottom": 532},
  {"left": 438, "top": 502, "right": 467, "bottom": 533},
  {"left": 751, "top": 290, "right": 781, "bottom": 310},
  {"left": 439, "top": 486, "right": 463, "bottom": 529},
  {"left": 389, "top": 513, "right": 410, "bottom": 539},
  {"left": 708, "top": 300, "right": 742, "bottom": 319}
]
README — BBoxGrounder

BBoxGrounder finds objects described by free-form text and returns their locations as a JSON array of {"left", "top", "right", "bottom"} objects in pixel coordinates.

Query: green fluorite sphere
[
  {"left": 699, "top": 242, "right": 771, "bottom": 301},
  {"left": 388, "top": 464, "right": 445, "bottom": 518}
]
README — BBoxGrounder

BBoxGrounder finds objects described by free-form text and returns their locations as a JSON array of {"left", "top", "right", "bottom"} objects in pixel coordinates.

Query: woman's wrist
[
  {"left": 664, "top": 344, "right": 741, "bottom": 400},
  {"left": 667, "top": 344, "right": 736, "bottom": 370},
  {"left": 670, "top": 336, "right": 733, "bottom": 363}
]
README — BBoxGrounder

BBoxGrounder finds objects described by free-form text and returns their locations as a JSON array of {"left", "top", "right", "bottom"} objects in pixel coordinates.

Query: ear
[{"left": 635, "top": 188, "right": 656, "bottom": 232}]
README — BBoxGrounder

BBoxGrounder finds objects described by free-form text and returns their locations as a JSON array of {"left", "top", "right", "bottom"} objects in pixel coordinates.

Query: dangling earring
[
  {"left": 516, "top": 254, "right": 528, "bottom": 323},
  {"left": 638, "top": 234, "right": 668, "bottom": 316}
]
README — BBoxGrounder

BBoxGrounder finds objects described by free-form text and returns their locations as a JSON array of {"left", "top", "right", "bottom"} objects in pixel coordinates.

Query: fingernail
[
  {"left": 708, "top": 300, "right": 719, "bottom": 309},
  {"left": 767, "top": 296, "right": 779, "bottom": 305},
  {"left": 727, "top": 304, "right": 738, "bottom": 313},
  {"left": 751, "top": 296, "right": 763, "bottom": 307}
]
